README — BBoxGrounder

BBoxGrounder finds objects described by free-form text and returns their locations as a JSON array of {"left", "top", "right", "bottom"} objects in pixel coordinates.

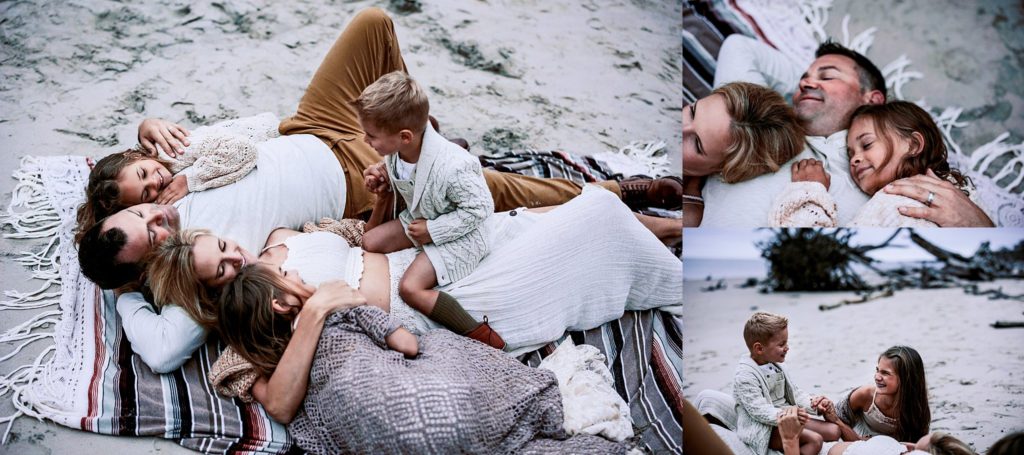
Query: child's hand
[
  {"left": 406, "top": 219, "right": 432, "bottom": 245},
  {"left": 156, "top": 174, "right": 189, "bottom": 205},
  {"left": 363, "top": 163, "right": 391, "bottom": 194},
  {"left": 791, "top": 158, "right": 830, "bottom": 191},
  {"left": 796, "top": 406, "right": 809, "bottom": 425},
  {"left": 138, "top": 118, "right": 190, "bottom": 158}
]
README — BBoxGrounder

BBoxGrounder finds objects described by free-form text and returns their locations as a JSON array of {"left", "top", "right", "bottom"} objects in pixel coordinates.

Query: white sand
[
  {"left": 0, "top": 1, "right": 680, "bottom": 453},
  {"left": 683, "top": 278, "right": 1024, "bottom": 452}
]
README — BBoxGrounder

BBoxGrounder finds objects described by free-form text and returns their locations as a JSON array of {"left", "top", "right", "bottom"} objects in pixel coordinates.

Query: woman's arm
[
  {"left": 683, "top": 176, "right": 703, "bottom": 227},
  {"left": 251, "top": 281, "right": 366, "bottom": 424}
]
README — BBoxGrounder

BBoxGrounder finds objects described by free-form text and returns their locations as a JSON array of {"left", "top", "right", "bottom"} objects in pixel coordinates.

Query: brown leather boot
[
  {"left": 619, "top": 175, "right": 683, "bottom": 210},
  {"left": 465, "top": 317, "right": 506, "bottom": 350}
]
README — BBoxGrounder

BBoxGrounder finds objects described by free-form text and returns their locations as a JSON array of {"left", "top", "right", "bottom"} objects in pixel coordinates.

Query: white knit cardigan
[
  {"left": 386, "top": 123, "right": 494, "bottom": 285},
  {"left": 733, "top": 356, "right": 814, "bottom": 455}
]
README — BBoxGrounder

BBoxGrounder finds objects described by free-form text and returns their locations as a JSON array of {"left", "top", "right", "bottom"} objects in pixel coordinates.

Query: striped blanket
[{"left": 1, "top": 155, "right": 681, "bottom": 454}]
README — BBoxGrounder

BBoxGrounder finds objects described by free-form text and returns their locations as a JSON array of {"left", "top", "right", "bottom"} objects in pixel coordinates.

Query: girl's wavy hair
[
  {"left": 75, "top": 150, "right": 170, "bottom": 243},
  {"left": 848, "top": 101, "right": 970, "bottom": 192},
  {"left": 880, "top": 345, "right": 931, "bottom": 442},
  {"left": 147, "top": 229, "right": 220, "bottom": 329},
  {"left": 217, "top": 264, "right": 313, "bottom": 377}
]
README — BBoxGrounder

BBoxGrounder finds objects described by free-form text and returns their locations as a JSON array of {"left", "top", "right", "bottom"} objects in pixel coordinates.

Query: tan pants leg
[
  {"left": 280, "top": 7, "right": 623, "bottom": 218},
  {"left": 279, "top": 7, "right": 406, "bottom": 218},
  {"left": 484, "top": 170, "right": 621, "bottom": 212}
]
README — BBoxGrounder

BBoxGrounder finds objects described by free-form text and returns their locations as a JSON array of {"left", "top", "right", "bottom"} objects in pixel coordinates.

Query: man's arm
[
  {"left": 713, "top": 34, "right": 803, "bottom": 94},
  {"left": 883, "top": 170, "right": 995, "bottom": 227},
  {"left": 116, "top": 291, "right": 207, "bottom": 374}
]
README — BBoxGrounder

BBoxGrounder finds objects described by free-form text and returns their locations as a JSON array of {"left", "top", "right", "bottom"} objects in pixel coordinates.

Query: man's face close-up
[
  {"left": 103, "top": 203, "right": 181, "bottom": 265},
  {"left": 793, "top": 54, "right": 871, "bottom": 136}
]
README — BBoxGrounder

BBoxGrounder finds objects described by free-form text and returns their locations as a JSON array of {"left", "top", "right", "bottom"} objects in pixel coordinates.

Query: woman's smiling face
[{"left": 191, "top": 234, "right": 257, "bottom": 289}]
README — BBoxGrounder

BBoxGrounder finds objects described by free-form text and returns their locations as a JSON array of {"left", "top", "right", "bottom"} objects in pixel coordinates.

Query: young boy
[
  {"left": 734, "top": 312, "right": 840, "bottom": 455},
  {"left": 352, "top": 71, "right": 505, "bottom": 350}
]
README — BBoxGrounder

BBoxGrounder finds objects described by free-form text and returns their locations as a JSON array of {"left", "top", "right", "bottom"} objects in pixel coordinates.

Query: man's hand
[
  {"left": 363, "top": 163, "right": 391, "bottom": 194},
  {"left": 156, "top": 174, "right": 189, "bottom": 205},
  {"left": 138, "top": 118, "right": 190, "bottom": 158},
  {"left": 407, "top": 219, "right": 432, "bottom": 245},
  {"left": 791, "top": 158, "right": 831, "bottom": 190},
  {"left": 303, "top": 280, "right": 366, "bottom": 318},
  {"left": 884, "top": 169, "right": 994, "bottom": 227}
]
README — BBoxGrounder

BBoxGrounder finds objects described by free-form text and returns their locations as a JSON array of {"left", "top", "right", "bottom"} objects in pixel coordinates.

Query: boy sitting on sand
[
  {"left": 734, "top": 311, "right": 841, "bottom": 455},
  {"left": 356, "top": 71, "right": 505, "bottom": 350}
]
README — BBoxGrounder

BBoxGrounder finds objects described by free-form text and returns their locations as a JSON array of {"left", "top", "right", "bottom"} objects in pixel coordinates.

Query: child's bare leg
[
  {"left": 398, "top": 253, "right": 442, "bottom": 315},
  {"left": 398, "top": 253, "right": 505, "bottom": 349},
  {"left": 769, "top": 426, "right": 824, "bottom": 455},
  {"left": 797, "top": 428, "right": 824, "bottom": 455},
  {"left": 804, "top": 419, "right": 841, "bottom": 442},
  {"left": 385, "top": 326, "right": 419, "bottom": 358},
  {"left": 361, "top": 219, "right": 414, "bottom": 253}
]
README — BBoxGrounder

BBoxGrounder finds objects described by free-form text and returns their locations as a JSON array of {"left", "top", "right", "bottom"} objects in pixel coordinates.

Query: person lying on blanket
[
  {"left": 681, "top": 81, "right": 806, "bottom": 227},
  {"left": 144, "top": 186, "right": 681, "bottom": 414},
  {"left": 214, "top": 265, "right": 629, "bottom": 454},
  {"left": 689, "top": 35, "right": 992, "bottom": 227},
  {"left": 73, "top": 8, "right": 683, "bottom": 373},
  {"left": 770, "top": 101, "right": 974, "bottom": 227}
]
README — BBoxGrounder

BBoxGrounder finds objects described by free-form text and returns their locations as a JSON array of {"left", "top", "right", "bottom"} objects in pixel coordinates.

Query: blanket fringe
[
  {"left": 0, "top": 156, "right": 67, "bottom": 443},
  {"left": 591, "top": 141, "right": 672, "bottom": 179}
]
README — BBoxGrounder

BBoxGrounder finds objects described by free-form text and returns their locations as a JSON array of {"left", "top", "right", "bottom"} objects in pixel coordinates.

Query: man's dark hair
[
  {"left": 77, "top": 218, "right": 143, "bottom": 289},
  {"left": 815, "top": 40, "right": 887, "bottom": 100}
]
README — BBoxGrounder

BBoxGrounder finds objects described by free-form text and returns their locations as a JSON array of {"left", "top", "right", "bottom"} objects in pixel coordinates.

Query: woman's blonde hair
[
  {"left": 928, "top": 432, "right": 975, "bottom": 455},
  {"left": 147, "top": 229, "right": 219, "bottom": 328},
  {"left": 712, "top": 82, "right": 805, "bottom": 183},
  {"left": 217, "top": 264, "right": 312, "bottom": 376}
]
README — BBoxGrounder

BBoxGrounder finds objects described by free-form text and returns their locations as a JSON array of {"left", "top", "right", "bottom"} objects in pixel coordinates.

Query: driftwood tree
[
  {"left": 758, "top": 229, "right": 1024, "bottom": 292},
  {"left": 755, "top": 229, "right": 1024, "bottom": 324},
  {"left": 756, "top": 229, "right": 902, "bottom": 292}
]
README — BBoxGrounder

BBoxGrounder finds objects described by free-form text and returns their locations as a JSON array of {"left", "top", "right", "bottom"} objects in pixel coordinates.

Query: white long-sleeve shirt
[{"left": 700, "top": 34, "right": 869, "bottom": 227}]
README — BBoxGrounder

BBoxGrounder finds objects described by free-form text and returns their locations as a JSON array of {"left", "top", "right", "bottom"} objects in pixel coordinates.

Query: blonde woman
[{"left": 682, "top": 81, "right": 806, "bottom": 226}]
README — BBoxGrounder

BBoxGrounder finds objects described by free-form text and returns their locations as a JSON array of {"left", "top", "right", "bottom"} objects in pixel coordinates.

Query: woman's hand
[
  {"left": 302, "top": 280, "right": 366, "bottom": 318},
  {"left": 138, "top": 118, "right": 190, "bottom": 158},
  {"left": 791, "top": 159, "right": 830, "bottom": 190},
  {"left": 778, "top": 407, "right": 805, "bottom": 455},
  {"left": 156, "top": 175, "right": 189, "bottom": 205}
]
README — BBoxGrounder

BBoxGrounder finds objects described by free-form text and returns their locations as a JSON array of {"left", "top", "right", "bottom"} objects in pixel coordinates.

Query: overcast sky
[{"left": 683, "top": 229, "right": 1024, "bottom": 262}]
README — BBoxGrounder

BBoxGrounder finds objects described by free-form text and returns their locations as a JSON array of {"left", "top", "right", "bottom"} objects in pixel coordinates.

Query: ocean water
[{"left": 684, "top": 258, "right": 766, "bottom": 280}]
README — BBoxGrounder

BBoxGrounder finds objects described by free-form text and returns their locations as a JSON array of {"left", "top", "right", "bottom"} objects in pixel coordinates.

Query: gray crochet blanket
[{"left": 288, "top": 306, "right": 625, "bottom": 454}]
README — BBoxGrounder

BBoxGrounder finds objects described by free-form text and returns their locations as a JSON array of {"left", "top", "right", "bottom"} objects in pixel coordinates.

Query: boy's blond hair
[
  {"left": 743, "top": 311, "right": 788, "bottom": 350},
  {"left": 350, "top": 71, "right": 429, "bottom": 134}
]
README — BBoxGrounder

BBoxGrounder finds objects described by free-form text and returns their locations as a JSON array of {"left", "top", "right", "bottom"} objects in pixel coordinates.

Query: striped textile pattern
[{"left": 521, "top": 310, "right": 683, "bottom": 455}]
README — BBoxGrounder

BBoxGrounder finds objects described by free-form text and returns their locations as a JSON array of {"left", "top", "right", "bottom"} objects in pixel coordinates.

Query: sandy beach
[
  {"left": 0, "top": 0, "right": 681, "bottom": 453},
  {"left": 682, "top": 276, "right": 1024, "bottom": 452}
]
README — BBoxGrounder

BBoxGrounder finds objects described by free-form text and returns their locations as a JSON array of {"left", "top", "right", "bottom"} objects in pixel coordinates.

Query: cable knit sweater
[
  {"left": 152, "top": 112, "right": 280, "bottom": 193},
  {"left": 769, "top": 181, "right": 938, "bottom": 227},
  {"left": 733, "top": 357, "right": 814, "bottom": 455},
  {"left": 385, "top": 123, "right": 493, "bottom": 285}
]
